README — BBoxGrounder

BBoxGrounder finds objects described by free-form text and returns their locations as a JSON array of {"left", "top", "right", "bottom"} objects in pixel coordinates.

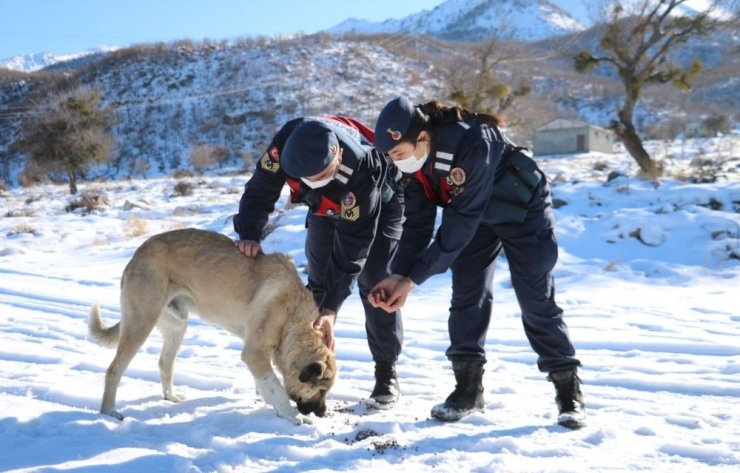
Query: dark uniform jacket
[
  {"left": 392, "top": 121, "right": 542, "bottom": 285},
  {"left": 234, "top": 116, "right": 403, "bottom": 312}
]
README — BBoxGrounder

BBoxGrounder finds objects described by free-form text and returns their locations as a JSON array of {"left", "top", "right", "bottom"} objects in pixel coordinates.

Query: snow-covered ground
[{"left": 1, "top": 136, "right": 738, "bottom": 472}]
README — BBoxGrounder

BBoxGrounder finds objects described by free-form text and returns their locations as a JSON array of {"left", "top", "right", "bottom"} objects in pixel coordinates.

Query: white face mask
[
  {"left": 394, "top": 141, "right": 429, "bottom": 174},
  {"left": 301, "top": 176, "right": 333, "bottom": 189}
]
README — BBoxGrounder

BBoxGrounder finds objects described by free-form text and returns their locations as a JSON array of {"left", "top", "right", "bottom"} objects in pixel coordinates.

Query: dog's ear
[{"left": 299, "top": 361, "right": 324, "bottom": 384}]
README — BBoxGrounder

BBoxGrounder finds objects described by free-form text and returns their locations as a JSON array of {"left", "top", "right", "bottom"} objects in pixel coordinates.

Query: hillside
[
  {"left": 0, "top": 20, "right": 737, "bottom": 186},
  {"left": 0, "top": 35, "right": 442, "bottom": 183}
]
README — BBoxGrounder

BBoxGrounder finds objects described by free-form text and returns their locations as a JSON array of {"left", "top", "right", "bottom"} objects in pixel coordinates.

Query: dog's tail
[{"left": 88, "top": 304, "right": 120, "bottom": 348}]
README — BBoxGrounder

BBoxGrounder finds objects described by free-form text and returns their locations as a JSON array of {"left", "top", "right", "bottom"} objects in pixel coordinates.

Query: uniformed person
[
  {"left": 234, "top": 116, "right": 403, "bottom": 408},
  {"left": 368, "top": 97, "right": 585, "bottom": 429}
]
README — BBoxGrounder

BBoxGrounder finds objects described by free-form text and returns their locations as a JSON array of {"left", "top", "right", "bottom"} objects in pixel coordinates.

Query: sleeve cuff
[
  {"left": 408, "top": 266, "right": 430, "bottom": 286},
  {"left": 319, "top": 292, "right": 345, "bottom": 314}
]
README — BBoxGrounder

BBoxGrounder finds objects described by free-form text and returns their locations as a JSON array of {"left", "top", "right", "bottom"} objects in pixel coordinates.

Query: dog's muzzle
[{"left": 295, "top": 398, "right": 327, "bottom": 417}]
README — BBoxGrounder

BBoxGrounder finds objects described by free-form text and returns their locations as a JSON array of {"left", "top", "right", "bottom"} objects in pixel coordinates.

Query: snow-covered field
[{"left": 1, "top": 137, "right": 738, "bottom": 472}]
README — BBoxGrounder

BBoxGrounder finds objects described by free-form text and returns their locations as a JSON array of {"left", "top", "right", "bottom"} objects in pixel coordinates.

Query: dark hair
[{"left": 402, "top": 100, "right": 505, "bottom": 143}]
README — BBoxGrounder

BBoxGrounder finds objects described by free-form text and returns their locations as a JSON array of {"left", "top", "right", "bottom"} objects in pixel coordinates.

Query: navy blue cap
[
  {"left": 374, "top": 96, "right": 416, "bottom": 153},
  {"left": 281, "top": 120, "right": 339, "bottom": 177}
]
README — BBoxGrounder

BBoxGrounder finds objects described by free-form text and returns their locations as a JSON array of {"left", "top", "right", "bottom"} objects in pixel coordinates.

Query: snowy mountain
[
  {"left": 329, "top": 0, "right": 589, "bottom": 41},
  {"left": 329, "top": 0, "right": 735, "bottom": 42},
  {"left": 0, "top": 52, "right": 62, "bottom": 72},
  {"left": 0, "top": 47, "right": 119, "bottom": 73}
]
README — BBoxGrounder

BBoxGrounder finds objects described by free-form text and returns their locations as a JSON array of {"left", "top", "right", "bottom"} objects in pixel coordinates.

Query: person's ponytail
[
  {"left": 402, "top": 100, "right": 506, "bottom": 143},
  {"left": 417, "top": 101, "right": 505, "bottom": 128}
]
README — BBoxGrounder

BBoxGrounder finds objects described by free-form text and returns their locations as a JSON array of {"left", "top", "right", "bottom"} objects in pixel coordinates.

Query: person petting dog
[
  {"left": 368, "top": 97, "right": 586, "bottom": 429},
  {"left": 234, "top": 116, "right": 404, "bottom": 409}
]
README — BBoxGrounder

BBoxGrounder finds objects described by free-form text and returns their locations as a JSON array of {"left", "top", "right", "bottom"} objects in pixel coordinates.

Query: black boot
[
  {"left": 431, "top": 360, "right": 485, "bottom": 421},
  {"left": 368, "top": 361, "right": 399, "bottom": 409},
  {"left": 548, "top": 368, "right": 586, "bottom": 429}
]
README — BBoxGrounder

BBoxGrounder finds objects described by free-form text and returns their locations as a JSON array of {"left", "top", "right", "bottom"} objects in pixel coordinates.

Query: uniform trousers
[
  {"left": 446, "top": 182, "right": 580, "bottom": 373},
  {"left": 305, "top": 214, "right": 403, "bottom": 362}
]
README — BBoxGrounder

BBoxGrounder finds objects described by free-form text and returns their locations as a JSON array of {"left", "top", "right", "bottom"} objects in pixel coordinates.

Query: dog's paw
[
  {"left": 278, "top": 409, "right": 313, "bottom": 425},
  {"left": 295, "top": 413, "right": 314, "bottom": 425},
  {"left": 163, "top": 391, "right": 186, "bottom": 403}
]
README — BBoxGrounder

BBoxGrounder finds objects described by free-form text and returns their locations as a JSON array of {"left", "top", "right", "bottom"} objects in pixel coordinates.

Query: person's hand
[
  {"left": 378, "top": 276, "right": 415, "bottom": 312},
  {"left": 368, "top": 276, "right": 401, "bottom": 309},
  {"left": 369, "top": 275, "right": 415, "bottom": 313},
  {"left": 313, "top": 309, "right": 336, "bottom": 352},
  {"left": 234, "top": 239, "right": 262, "bottom": 258}
]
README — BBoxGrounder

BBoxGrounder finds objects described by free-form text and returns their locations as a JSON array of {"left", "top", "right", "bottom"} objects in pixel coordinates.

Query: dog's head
[
  {"left": 275, "top": 286, "right": 337, "bottom": 418},
  {"left": 284, "top": 346, "right": 336, "bottom": 417}
]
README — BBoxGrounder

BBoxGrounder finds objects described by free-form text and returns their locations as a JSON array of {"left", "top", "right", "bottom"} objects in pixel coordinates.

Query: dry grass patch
[
  {"left": 5, "top": 209, "right": 37, "bottom": 218},
  {"left": 7, "top": 222, "right": 39, "bottom": 236},
  {"left": 125, "top": 215, "right": 148, "bottom": 237},
  {"left": 65, "top": 191, "right": 109, "bottom": 214}
]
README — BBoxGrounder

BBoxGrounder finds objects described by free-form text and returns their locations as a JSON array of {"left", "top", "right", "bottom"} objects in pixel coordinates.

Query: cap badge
[
  {"left": 329, "top": 144, "right": 338, "bottom": 155},
  {"left": 387, "top": 128, "right": 402, "bottom": 141}
]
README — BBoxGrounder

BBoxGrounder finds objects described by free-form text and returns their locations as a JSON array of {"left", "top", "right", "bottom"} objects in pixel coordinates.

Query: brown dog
[{"left": 88, "top": 228, "right": 335, "bottom": 424}]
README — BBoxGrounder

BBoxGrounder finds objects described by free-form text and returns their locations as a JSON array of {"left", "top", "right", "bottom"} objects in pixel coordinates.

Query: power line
[{"left": 0, "top": 76, "right": 292, "bottom": 120}]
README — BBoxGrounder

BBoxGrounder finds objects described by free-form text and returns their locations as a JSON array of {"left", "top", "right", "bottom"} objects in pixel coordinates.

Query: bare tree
[
  {"left": 189, "top": 143, "right": 228, "bottom": 174},
  {"left": 574, "top": 0, "right": 719, "bottom": 177},
  {"left": 15, "top": 86, "right": 116, "bottom": 194},
  {"left": 189, "top": 143, "right": 216, "bottom": 173},
  {"left": 447, "top": 33, "right": 530, "bottom": 118}
]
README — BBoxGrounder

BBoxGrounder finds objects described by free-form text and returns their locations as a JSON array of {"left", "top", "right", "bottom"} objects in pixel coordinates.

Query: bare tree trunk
[
  {"left": 613, "top": 100, "right": 661, "bottom": 178},
  {"left": 68, "top": 170, "right": 78, "bottom": 194}
]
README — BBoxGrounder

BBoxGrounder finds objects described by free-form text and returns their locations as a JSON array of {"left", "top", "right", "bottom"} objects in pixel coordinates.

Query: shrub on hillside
[
  {"left": 189, "top": 143, "right": 227, "bottom": 173},
  {"left": 173, "top": 180, "right": 194, "bottom": 197},
  {"left": 65, "top": 191, "right": 109, "bottom": 214}
]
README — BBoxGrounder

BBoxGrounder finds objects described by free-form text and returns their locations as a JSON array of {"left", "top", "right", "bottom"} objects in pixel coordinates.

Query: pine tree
[{"left": 16, "top": 86, "right": 116, "bottom": 194}]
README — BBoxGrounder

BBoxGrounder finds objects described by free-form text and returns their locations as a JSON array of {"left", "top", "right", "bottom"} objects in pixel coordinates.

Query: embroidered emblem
[
  {"left": 342, "top": 192, "right": 356, "bottom": 208},
  {"left": 342, "top": 206, "right": 360, "bottom": 221},
  {"left": 451, "top": 186, "right": 465, "bottom": 197},
  {"left": 269, "top": 146, "right": 279, "bottom": 160},
  {"left": 329, "top": 144, "right": 338, "bottom": 156},
  {"left": 260, "top": 152, "right": 279, "bottom": 173},
  {"left": 449, "top": 167, "right": 466, "bottom": 186},
  {"left": 387, "top": 128, "right": 402, "bottom": 141},
  {"left": 341, "top": 191, "right": 360, "bottom": 221}
]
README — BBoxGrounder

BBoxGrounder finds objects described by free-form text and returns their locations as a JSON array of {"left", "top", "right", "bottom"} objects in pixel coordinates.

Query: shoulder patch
[
  {"left": 341, "top": 191, "right": 360, "bottom": 221},
  {"left": 260, "top": 151, "right": 280, "bottom": 173},
  {"left": 342, "top": 206, "right": 360, "bottom": 221}
]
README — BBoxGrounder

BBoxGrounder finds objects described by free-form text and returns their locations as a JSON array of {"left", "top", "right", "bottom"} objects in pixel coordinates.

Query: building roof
[{"left": 535, "top": 118, "right": 611, "bottom": 133}]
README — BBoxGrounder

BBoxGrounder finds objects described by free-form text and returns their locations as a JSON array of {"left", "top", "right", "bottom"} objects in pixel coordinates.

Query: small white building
[{"left": 533, "top": 118, "right": 615, "bottom": 155}]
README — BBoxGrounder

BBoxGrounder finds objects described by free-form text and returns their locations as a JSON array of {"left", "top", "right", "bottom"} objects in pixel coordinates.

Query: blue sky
[{"left": 0, "top": 0, "right": 446, "bottom": 59}]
